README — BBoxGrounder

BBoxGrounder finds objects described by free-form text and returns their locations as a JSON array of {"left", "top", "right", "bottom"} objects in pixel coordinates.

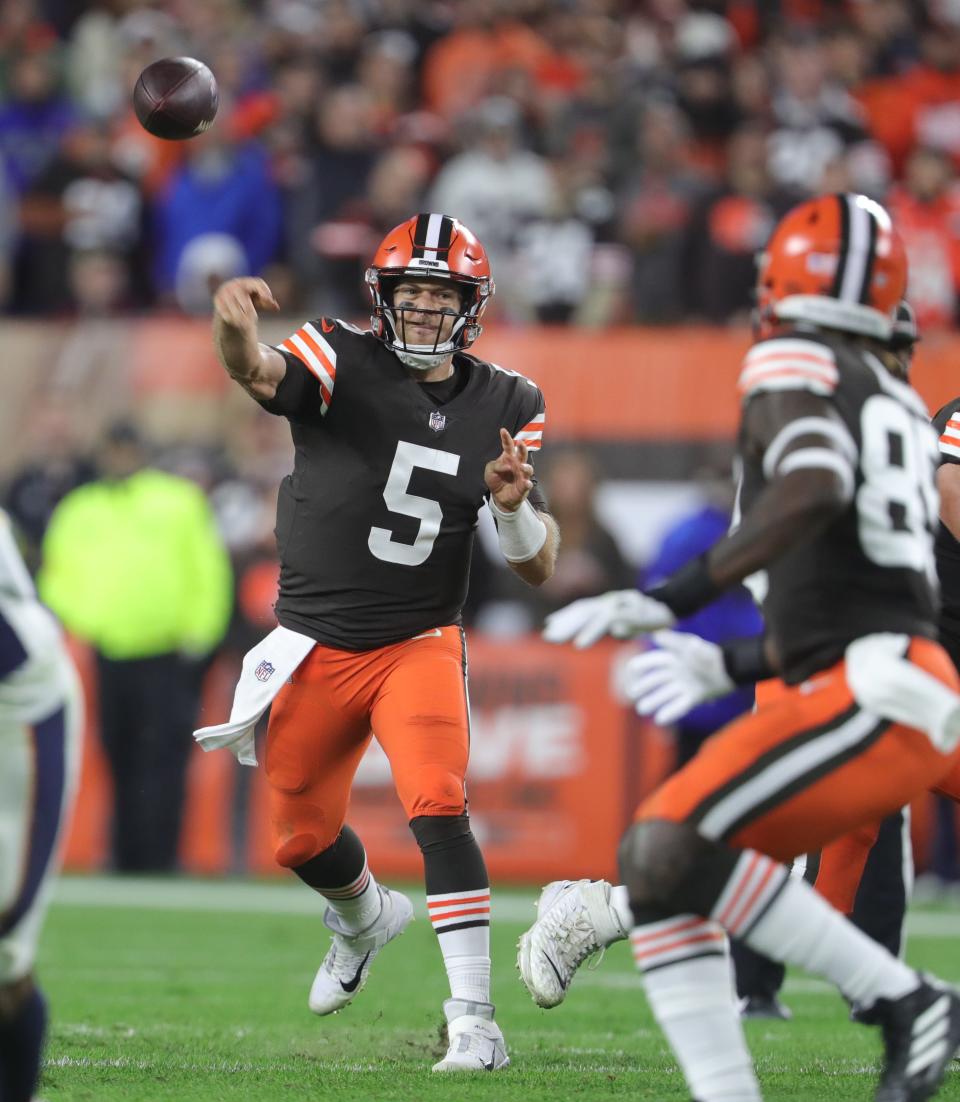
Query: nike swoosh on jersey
[
  {"left": 321, "top": 318, "right": 336, "bottom": 333},
  {"left": 340, "top": 952, "right": 371, "bottom": 993},
  {"left": 411, "top": 628, "right": 443, "bottom": 640}
]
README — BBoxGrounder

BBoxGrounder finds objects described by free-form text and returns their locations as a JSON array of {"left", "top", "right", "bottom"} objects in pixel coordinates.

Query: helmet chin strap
[{"left": 395, "top": 348, "right": 450, "bottom": 370}]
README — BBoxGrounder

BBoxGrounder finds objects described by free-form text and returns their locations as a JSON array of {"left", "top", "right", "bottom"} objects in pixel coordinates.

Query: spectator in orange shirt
[
  {"left": 680, "top": 123, "right": 800, "bottom": 324},
  {"left": 856, "top": 11, "right": 960, "bottom": 174},
  {"left": 888, "top": 145, "right": 960, "bottom": 330},
  {"left": 421, "top": 0, "right": 550, "bottom": 121}
]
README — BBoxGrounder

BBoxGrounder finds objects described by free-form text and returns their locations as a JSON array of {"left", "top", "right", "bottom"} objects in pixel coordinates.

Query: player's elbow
[{"left": 780, "top": 465, "right": 851, "bottom": 526}]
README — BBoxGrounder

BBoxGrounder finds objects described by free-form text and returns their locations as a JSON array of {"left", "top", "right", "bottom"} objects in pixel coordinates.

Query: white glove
[
  {"left": 624, "top": 630, "right": 736, "bottom": 725},
  {"left": 542, "top": 590, "right": 676, "bottom": 649}
]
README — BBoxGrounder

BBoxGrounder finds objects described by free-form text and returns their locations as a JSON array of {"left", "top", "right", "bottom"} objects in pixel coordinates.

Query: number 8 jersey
[
  {"left": 258, "top": 318, "right": 547, "bottom": 650},
  {"left": 737, "top": 328, "right": 939, "bottom": 684}
]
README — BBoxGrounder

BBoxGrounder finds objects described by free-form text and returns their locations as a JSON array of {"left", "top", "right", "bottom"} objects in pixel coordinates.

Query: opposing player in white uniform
[{"left": 0, "top": 511, "right": 82, "bottom": 1101}]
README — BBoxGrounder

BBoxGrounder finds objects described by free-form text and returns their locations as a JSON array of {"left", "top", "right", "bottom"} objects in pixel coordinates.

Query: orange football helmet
[
  {"left": 365, "top": 213, "right": 494, "bottom": 365},
  {"left": 755, "top": 193, "right": 907, "bottom": 340}
]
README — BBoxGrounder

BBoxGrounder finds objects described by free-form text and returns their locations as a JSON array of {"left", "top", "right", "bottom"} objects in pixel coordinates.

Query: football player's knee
[
  {"left": 273, "top": 805, "right": 341, "bottom": 868},
  {"left": 618, "top": 819, "right": 737, "bottom": 918},
  {"left": 402, "top": 767, "right": 466, "bottom": 819},
  {"left": 275, "top": 833, "right": 323, "bottom": 868}
]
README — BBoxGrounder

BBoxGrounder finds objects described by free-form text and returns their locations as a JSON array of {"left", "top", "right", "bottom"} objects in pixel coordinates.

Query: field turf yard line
[
  {"left": 50, "top": 875, "right": 960, "bottom": 935},
  {"left": 52, "top": 874, "right": 540, "bottom": 921}
]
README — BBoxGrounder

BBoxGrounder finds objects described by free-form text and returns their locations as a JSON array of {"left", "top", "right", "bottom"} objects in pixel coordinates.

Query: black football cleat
[
  {"left": 850, "top": 999, "right": 881, "bottom": 1026},
  {"left": 871, "top": 977, "right": 960, "bottom": 1101},
  {"left": 738, "top": 994, "right": 793, "bottom": 1021}
]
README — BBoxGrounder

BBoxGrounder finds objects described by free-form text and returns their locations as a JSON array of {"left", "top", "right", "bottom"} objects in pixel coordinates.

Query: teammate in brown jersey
[
  {"left": 628, "top": 301, "right": 960, "bottom": 1022},
  {"left": 210, "top": 214, "right": 558, "bottom": 1072},
  {"left": 521, "top": 195, "right": 960, "bottom": 1101}
]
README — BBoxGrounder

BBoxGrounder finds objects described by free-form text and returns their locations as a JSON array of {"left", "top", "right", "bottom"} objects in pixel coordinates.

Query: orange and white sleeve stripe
[
  {"left": 738, "top": 338, "right": 839, "bottom": 400},
  {"left": 940, "top": 413, "right": 960, "bottom": 460},
  {"left": 279, "top": 321, "right": 338, "bottom": 415},
  {"left": 515, "top": 412, "right": 545, "bottom": 452}
]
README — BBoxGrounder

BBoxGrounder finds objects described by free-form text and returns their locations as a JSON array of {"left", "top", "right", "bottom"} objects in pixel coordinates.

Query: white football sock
[
  {"left": 714, "top": 850, "right": 918, "bottom": 1005},
  {"left": 427, "top": 888, "right": 491, "bottom": 1004},
  {"left": 610, "top": 884, "right": 634, "bottom": 940},
  {"left": 632, "top": 915, "right": 760, "bottom": 1101},
  {"left": 320, "top": 859, "right": 382, "bottom": 933}
]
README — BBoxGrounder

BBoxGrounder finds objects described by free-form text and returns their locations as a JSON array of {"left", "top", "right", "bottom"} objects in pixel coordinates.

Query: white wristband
[{"left": 488, "top": 497, "right": 548, "bottom": 563}]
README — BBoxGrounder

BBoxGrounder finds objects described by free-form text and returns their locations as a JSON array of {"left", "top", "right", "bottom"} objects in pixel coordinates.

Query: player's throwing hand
[
  {"left": 212, "top": 277, "right": 279, "bottom": 331},
  {"left": 485, "top": 428, "right": 534, "bottom": 512}
]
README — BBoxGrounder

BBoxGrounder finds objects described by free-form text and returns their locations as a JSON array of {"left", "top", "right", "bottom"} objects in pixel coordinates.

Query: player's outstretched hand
[
  {"left": 543, "top": 590, "right": 676, "bottom": 649},
  {"left": 212, "top": 277, "right": 279, "bottom": 330},
  {"left": 485, "top": 428, "right": 534, "bottom": 512},
  {"left": 624, "top": 630, "right": 735, "bottom": 724}
]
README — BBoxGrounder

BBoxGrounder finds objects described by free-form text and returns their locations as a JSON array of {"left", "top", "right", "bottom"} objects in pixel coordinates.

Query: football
[{"left": 133, "top": 57, "right": 219, "bottom": 141}]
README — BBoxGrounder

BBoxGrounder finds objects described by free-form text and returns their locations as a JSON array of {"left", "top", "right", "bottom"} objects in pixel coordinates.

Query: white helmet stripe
[
  {"left": 421, "top": 212, "right": 445, "bottom": 261},
  {"left": 838, "top": 194, "right": 873, "bottom": 304}
]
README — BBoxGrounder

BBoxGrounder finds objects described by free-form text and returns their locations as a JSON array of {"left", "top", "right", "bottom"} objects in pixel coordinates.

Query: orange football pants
[
  {"left": 638, "top": 637, "right": 960, "bottom": 864},
  {"left": 811, "top": 714, "right": 960, "bottom": 914},
  {"left": 264, "top": 626, "right": 470, "bottom": 868}
]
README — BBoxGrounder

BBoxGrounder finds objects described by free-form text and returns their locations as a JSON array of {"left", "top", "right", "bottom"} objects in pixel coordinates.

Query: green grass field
[{"left": 37, "top": 876, "right": 960, "bottom": 1101}]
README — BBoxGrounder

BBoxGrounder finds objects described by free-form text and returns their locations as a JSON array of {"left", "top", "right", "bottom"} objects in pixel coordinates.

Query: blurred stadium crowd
[{"left": 2, "top": 0, "right": 960, "bottom": 328}]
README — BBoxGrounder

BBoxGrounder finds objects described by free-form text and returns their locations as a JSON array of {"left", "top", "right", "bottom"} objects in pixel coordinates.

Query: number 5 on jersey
[{"left": 368, "top": 441, "right": 460, "bottom": 566}]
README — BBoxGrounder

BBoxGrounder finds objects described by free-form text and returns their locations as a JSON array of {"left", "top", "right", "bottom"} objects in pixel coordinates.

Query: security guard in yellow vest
[{"left": 39, "top": 421, "right": 232, "bottom": 871}]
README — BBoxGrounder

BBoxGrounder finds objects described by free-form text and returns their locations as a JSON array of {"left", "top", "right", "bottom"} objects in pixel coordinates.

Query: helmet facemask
[
  {"left": 366, "top": 269, "right": 493, "bottom": 370},
  {"left": 883, "top": 299, "right": 919, "bottom": 381}
]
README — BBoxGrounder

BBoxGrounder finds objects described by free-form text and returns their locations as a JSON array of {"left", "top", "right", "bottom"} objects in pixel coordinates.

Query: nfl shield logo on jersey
[
  {"left": 428, "top": 410, "right": 446, "bottom": 433},
  {"left": 255, "top": 660, "right": 275, "bottom": 682}
]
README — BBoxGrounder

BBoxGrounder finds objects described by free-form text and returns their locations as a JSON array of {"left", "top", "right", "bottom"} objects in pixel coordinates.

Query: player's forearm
[
  {"left": 213, "top": 321, "right": 283, "bottom": 401},
  {"left": 506, "top": 512, "right": 559, "bottom": 586},
  {"left": 707, "top": 468, "right": 847, "bottom": 589},
  {"left": 213, "top": 314, "right": 263, "bottom": 382}
]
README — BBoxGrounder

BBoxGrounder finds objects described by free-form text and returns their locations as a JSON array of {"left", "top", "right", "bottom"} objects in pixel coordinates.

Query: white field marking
[
  {"left": 574, "top": 971, "right": 960, "bottom": 994},
  {"left": 43, "top": 1054, "right": 681, "bottom": 1076},
  {"left": 45, "top": 1056, "right": 385, "bottom": 1073},
  {"left": 44, "top": 1054, "right": 898, "bottom": 1078},
  {"left": 571, "top": 972, "right": 837, "bottom": 994},
  {"left": 51, "top": 875, "right": 539, "bottom": 922},
  {"left": 50, "top": 876, "right": 958, "bottom": 935}
]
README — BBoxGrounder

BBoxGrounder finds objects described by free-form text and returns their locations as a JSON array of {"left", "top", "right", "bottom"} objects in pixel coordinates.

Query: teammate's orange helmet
[
  {"left": 755, "top": 193, "right": 907, "bottom": 340},
  {"left": 365, "top": 213, "right": 494, "bottom": 362}
]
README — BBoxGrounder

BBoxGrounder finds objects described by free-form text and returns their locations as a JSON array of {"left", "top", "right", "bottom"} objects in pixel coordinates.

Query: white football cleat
[
  {"left": 517, "top": 879, "right": 627, "bottom": 1008},
  {"left": 308, "top": 886, "right": 414, "bottom": 1015},
  {"left": 432, "top": 999, "right": 509, "bottom": 1072}
]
